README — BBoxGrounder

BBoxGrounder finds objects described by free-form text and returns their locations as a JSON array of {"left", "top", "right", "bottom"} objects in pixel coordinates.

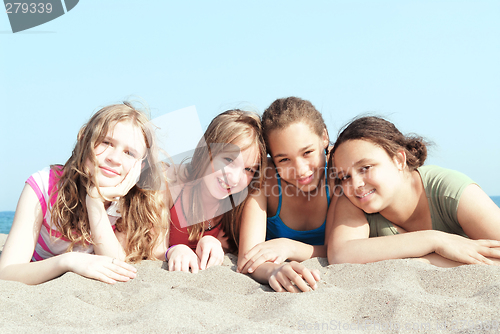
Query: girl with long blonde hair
[
  {"left": 165, "top": 109, "right": 266, "bottom": 273},
  {"left": 0, "top": 102, "right": 168, "bottom": 285}
]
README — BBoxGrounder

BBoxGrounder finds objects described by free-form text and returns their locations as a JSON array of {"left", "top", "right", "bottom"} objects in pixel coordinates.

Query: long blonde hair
[
  {"left": 171, "top": 109, "right": 266, "bottom": 252},
  {"left": 49, "top": 102, "right": 168, "bottom": 262}
]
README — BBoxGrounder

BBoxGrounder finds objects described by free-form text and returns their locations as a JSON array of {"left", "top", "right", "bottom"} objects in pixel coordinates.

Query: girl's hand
[
  {"left": 269, "top": 261, "right": 320, "bottom": 293},
  {"left": 238, "top": 238, "right": 291, "bottom": 274},
  {"left": 66, "top": 252, "right": 137, "bottom": 284},
  {"left": 168, "top": 244, "right": 200, "bottom": 273},
  {"left": 196, "top": 235, "right": 224, "bottom": 270},
  {"left": 88, "top": 160, "right": 142, "bottom": 202},
  {"left": 434, "top": 232, "right": 500, "bottom": 265}
]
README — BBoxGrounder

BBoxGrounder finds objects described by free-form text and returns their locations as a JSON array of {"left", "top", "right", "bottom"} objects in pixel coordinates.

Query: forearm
[
  {"left": 87, "top": 201, "right": 126, "bottom": 260},
  {"left": 237, "top": 189, "right": 268, "bottom": 267},
  {"left": 413, "top": 253, "right": 462, "bottom": 268},
  {"left": 288, "top": 240, "right": 326, "bottom": 261},
  {"left": 248, "top": 262, "right": 281, "bottom": 285},
  {"left": 329, "top": 230, "right": 440, "bottom": 264},
  {"left": 152, "top": 235, "right": 168, "bottom": 261},
  {"left": 0, "top": 253, "right": 71, "bottom": 285},
  {"left": 415, "top": 253, "right": 500, "bottom": 268}
]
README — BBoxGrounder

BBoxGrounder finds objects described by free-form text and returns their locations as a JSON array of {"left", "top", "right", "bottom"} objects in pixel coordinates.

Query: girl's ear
[
  {"left": 322, "top": 128, "right": 330, "bottom": 149},
  {"left": 394, "top": 150, "right": 407, "bottom": 171}
]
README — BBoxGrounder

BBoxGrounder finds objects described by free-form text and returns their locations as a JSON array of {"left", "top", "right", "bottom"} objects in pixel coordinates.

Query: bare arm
[
  {"left": 153, "top": 178, "right": 173, "bottom": 261},
  {"left": 327, "top": 196, "right": 436, "bottom": 264},
  {"left": 237, "top": 189, "right": 268, "bottom": 273},
  {"left": 238, "top": 172, "right": 328, "bottom": 274},
  {"left": 87, "top": 197, "right": 127, "bottom": 260},
  {"left": 87, "top": 161, "right": 144, "bottom": 260},
  {"left": 410, "top": 184, "right": 500, "bottom": 267},
  {"left": 274, "top": 239, "right": 325, "bottom": 261},
  {"left": 0, "top": 184, "right": 68, "bottom": 284},
  {"left": 327, "top": 195, "right": 500, "bottom": 265},
  {"left": 0, "top": 185, "right": 136, "bottom": 285},
  {"left": 237, "top": 185, "right": 323, "bottom": 292},
  {"left": 413, "top": 184, "right": 500, "bottom": 265},
  {"left": 143, "top": 221, "right": 168, "bottom": 261},
  {"left": 457, "top": 184, "right": 500, "bottom": 240},
  {"left": 243, "top": 238, "right": 326, "bottom": 273}
]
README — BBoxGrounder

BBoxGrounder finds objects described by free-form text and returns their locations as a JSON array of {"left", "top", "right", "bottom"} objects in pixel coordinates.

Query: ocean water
[
  {"left": 0, "top": 211, "right": 15, "bottom": 234},
  {"left": 0, "top": 197, "right": 499, "bottom": 234}
]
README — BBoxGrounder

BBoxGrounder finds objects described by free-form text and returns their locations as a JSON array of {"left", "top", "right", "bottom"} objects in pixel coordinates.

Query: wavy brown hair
[
  {"left": 170, "top": 109, "right": 266, "bottom": 253},
  {"left": 49, "top": 102, "right": 168, "bottom": 262},
  {"left": 332, "top": 115, "right": 429, "bottom": 173}
]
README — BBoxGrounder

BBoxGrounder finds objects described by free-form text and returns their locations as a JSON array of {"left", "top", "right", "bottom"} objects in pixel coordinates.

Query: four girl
[{"left": 2, "top": 99, "right": 499, "bottom": 288}]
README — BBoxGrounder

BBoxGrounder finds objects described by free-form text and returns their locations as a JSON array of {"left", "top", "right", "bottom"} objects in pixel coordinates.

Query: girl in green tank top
[{"left": 326, "top": 116, "right": 500, "bottom": 267}]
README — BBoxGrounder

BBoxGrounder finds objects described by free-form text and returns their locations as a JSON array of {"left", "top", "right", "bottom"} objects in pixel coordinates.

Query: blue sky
[{"left": 1, "top": 0, "right": 499, "bottom": 211}]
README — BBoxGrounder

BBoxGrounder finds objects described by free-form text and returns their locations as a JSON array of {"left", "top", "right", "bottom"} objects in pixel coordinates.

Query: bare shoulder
[
  {"left": 334, "top": 195, "right": 367, "bottom": 225},
  {"left": 457, "top": 184, "right": 500, "bottom": 240},
  {"left": 0, "top": 184, "right": 44, "bottom": 268}
]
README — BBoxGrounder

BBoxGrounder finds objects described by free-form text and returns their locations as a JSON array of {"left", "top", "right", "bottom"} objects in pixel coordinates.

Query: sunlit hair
[
  {"left": 262, "top": 96, "right": 329, "bottom": 154},
  {"left": 49, "top": 102, "right": 168, "bottom": 262},
  {"left": 171, "top": 109, "right": 266, "bottom": 252},
  {"left": 332, "top": 116, "right": 428, "bottom": 175}
]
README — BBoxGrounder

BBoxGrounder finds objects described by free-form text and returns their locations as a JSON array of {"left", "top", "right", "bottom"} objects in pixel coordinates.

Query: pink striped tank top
[{"left": 26, "top": 167, "right": 120, "bottom": 261}]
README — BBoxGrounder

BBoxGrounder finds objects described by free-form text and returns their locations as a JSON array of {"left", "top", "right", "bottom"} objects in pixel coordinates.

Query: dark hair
[
  {"left": 262, "top": 96, "right": 327, "bottom": 153},
  {"left": 332, "top": 116, "right": 428, "bottom": 170}
]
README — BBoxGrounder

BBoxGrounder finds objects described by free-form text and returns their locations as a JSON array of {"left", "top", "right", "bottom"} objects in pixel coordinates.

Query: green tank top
[{"left": 366, "top": 165, "right": 475, "bottom": 238}]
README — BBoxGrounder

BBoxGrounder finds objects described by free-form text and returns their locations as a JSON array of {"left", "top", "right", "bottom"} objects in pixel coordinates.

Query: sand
[{"left": 1, "top": 233, "right": 500, "bottom": 333}]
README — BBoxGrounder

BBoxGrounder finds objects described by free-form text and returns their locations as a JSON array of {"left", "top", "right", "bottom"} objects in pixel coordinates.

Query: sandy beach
[{"left": 1, "top": 233, "right": 500, "bottom": 333}]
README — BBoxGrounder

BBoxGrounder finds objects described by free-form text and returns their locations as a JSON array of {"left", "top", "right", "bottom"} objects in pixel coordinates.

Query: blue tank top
[{"left": 265, "top": 161, "right": 331, "bottom": 245}]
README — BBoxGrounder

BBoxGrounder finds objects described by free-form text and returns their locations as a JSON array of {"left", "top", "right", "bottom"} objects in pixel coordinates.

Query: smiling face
[
  {"left": 86, "top": 120, "right": 147, "bottom": 188},
  {"left": 334, "top": 139, "right": 405, "bottom": 214},
  {"left": 268, "top": 121, "right": 329, "bottom": 193},
  {"left": 201, "top": 140, "right": 260, "bottom": 201}
]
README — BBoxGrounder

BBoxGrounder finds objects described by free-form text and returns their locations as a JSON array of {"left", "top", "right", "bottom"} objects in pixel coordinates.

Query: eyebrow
[
  {"left": 352, "top": 158, "right": 373, "bottom": 167},
  {"left": 128, "top": 147, "right": 141, "bottom": 157},
  {"left": 336, "top": 158, "right": 374, "bottom": 176},
  {"left": 273, "top": 144, "right": 314, "bottom": 159}
]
